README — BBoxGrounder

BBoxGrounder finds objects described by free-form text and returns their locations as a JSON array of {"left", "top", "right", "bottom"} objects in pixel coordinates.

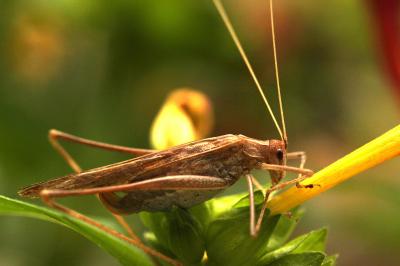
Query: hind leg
[
  {"left": 40, "top": 190, "right": 182, "bottom": 266},
  {"left": 48, "top": 129, "right": 154, "bottom": 240},
  {"left": 48, "top": 129, "right": 154, "bottom": 172},
  {"left": 38, "top": 175, "right": 230, "bottom": 265}
]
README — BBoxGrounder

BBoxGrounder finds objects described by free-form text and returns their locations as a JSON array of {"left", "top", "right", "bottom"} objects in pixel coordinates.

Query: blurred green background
[{"left": 0, "top": 0, "right": 399, "bottom": 265}]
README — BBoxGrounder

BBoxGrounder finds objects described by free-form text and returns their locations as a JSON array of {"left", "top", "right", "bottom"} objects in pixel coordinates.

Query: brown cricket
[{"left": 18, "top": 1, "right": 314, "bottom": 265}]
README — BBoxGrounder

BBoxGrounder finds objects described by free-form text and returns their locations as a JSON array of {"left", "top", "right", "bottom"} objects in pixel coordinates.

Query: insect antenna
[
  {"left": 269, "top": 0, "right": 288, "bottom": 144},
  {"left": 212, "top": 0, "right": 284, "bottom": 141}
]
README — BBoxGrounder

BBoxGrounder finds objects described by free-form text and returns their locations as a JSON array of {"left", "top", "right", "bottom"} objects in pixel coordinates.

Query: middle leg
[
  {"left": 287, "top": 151, "right": 315, "bottom": 188},
  {"left": 254, "top": 162, "right": 315, "bottom": 236}
]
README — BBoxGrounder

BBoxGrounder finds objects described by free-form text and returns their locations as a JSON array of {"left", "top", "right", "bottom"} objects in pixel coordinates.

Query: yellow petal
[
  {"left": 150, "top": 88, "right": 214, "bottom": 150},
  {"left": 151, "top": 102, "right": 197, "bottom": 150}
]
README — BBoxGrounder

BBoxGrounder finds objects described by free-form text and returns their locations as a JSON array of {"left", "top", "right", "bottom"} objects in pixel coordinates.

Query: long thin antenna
[
  {"left": 269, "top": 0, "right": 287, "bottom": 143},
  {"left": 212, "top": 0, "right": 283, "bottom": 140}
]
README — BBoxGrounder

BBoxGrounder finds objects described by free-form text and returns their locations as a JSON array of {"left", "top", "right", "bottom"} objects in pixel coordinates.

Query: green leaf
[
  {"left": 205, "top": 192, "right": 248, "bottom": 219},
  {"left": 206, "top": 192, "right": 280, "bottom": 266},
  {"left": 141, "top": 207, "right": 205, "bottom": 265},
  {"left": 140, "top": 211, "right": 170, "bottom": 248},
  {"left": 266, "top": 207, "right": 305, "bottom": 251},
  {"left": 258, "top": 228, "right": 327, "bottom": 265},
  {"left": 189, "top": 202, "right": 213, "bottom": 229},
  {"left": 267, "top": 252, "right": 326, "bottom": 266},
  {"left": 292, "top": 228, "right": 327, "bottom": 253},
  {"left": 321, "top": 254, "right": 338, "bottom": 266},
  {"left": 143, "top": 232, "right": 176, "bottom": 266},
  {"left": 0, "top": 195, "right": 153, "bottom": 266},
  {"left": 166, "top": 208, "right": 205, "bottom": 264},
  {"left": 233, "top": 190, "right": 265, "bottom": 208}
]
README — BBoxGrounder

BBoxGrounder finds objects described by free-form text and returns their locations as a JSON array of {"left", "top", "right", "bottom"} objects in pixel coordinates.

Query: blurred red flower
[{"left": 368, "top": 0, "right": 400, "bottom": 101}]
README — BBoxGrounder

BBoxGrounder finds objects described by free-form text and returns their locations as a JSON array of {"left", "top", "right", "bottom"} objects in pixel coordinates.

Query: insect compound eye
[{"left": 276, "top": 149, "right": 284, "bottom": 161}]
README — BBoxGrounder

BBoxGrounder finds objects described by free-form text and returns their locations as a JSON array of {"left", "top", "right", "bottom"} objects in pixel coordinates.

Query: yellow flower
[
  {"left": 268, "top": 124, "right": 400, "bottom": 215},
  {"left": 150, "top": 88, "right": 214, "bottom": 150}
]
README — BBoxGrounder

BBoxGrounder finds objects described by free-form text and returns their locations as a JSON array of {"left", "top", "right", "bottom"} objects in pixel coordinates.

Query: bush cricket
[{"left": 18, "top": 0, "right": 314, "bottom": 265}]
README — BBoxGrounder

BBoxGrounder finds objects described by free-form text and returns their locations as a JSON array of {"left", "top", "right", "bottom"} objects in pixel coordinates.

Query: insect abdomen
[{"left": 102, "top": 189, "right": 222, "bottom": 214}]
